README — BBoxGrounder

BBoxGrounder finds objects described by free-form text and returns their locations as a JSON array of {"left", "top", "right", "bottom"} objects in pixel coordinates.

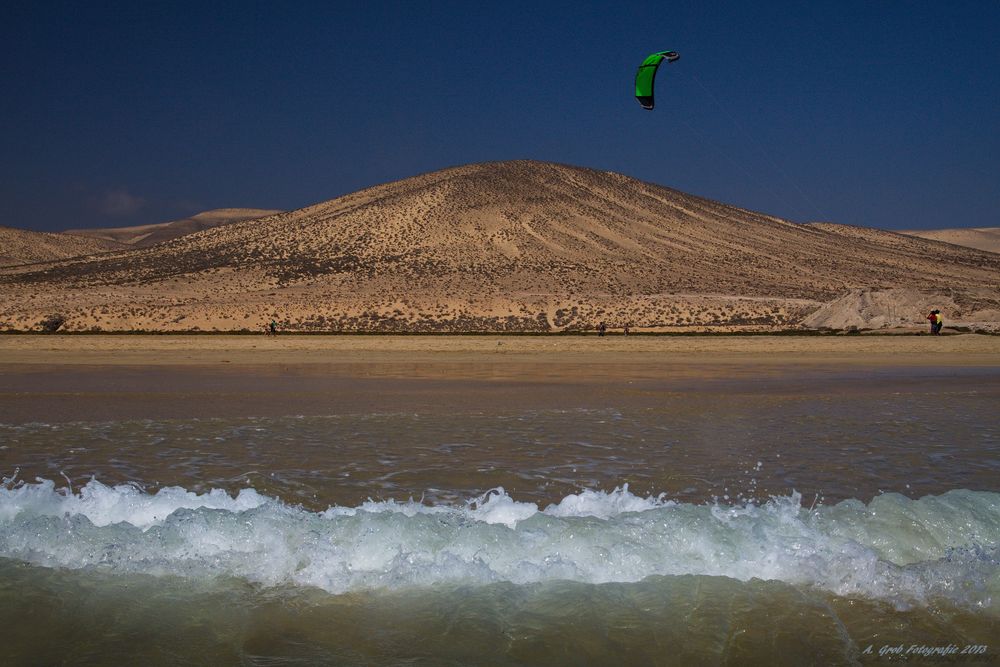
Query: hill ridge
[
  {"left": 899, "top": 226, "right": 1000, "bottom": 255},
  {"left": 0, "top": 225, "right": 124, "bottom": 268},
  {"left": 63, "top": 207, "right": 283, "bottom": 247}
]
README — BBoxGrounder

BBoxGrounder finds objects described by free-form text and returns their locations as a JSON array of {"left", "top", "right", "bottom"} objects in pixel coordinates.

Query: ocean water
[{"left": 1, "top": 370, "right": 999, "bottom": 665}]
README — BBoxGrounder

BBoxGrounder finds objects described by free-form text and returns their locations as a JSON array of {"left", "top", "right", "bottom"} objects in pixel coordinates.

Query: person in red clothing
[{"left": 926, "top": 309, "right": 943, "bottom": 335}]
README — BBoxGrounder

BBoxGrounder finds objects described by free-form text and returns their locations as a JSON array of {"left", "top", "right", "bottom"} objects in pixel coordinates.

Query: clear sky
[{"left": 3, "top": 0, "right": 998, "bottom": 232}]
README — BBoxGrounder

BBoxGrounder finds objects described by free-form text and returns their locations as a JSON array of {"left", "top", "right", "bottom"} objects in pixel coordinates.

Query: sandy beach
[
  {"left": 2, "top": 332, "right": 999, "bottom": 368},
  {"left": 3, "top": 332, "right": 997, "bottom": 425}
]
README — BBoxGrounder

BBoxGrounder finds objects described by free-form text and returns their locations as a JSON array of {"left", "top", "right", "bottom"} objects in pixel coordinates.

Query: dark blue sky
[{"left": 3, "top": 1, "right": 998, "bottom": 232}]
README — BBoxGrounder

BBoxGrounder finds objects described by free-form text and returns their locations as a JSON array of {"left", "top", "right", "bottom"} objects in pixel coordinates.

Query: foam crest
[
  {"left": 319, "top": 485, "right": 669, "bottom": 529},
  {"left": 0, "top": 477, "right": 269, "bottom": 529},
  {"left": 544, "top": 484, "right": 673, "bottom": 519},
  {"left": 1, "top": 479, "right": 997, "bottom": 610}
]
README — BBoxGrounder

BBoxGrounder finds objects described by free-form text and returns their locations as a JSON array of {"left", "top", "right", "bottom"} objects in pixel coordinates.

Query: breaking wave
[{"left": 1, "top": 477, "right": 998, "bottom": 610}]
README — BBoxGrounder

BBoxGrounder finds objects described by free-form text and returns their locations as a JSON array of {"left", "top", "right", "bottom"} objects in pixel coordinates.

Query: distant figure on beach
[
  {"left": 926, "top": 309, "right": 943, "bottom": 335},
  {"left": 623, "top": 324, "right": 630, "bottom": 336},
  {"left": 933, "top": 310, "right": 943, "bottom": 335},
  {"left": 598, "top": 321, "right": 607, "bottom": 337},
  {"left": 269, "top": 319, "right": 277, "bottom": 336}
]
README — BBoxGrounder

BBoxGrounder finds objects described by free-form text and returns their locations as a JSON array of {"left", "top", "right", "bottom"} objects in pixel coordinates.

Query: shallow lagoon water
[{"left": 1, "top": 363, "right": 998, "bottom": 665}]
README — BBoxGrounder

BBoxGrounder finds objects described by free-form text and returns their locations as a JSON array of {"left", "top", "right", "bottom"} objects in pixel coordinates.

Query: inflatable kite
[{"left": 635, "top": 51, "right": 679, "bottom": 110}]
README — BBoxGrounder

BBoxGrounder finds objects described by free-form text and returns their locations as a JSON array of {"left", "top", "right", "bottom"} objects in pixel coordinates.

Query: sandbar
[
  {"left": 1, "top": 334, "right": 997, "bottom": 423},
  {"left": 1, "top": 333, "right": 998, "bottom": 368}
]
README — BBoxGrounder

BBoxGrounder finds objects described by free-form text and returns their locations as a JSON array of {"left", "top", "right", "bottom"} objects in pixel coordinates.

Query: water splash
[{"left": 0, "top": 478, "right": 997, "bottom": 610}]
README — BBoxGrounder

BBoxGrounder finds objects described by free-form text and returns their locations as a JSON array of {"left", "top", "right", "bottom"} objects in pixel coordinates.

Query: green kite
[{"left": 635, "top": 51, "right": 679, "bottom": 110}]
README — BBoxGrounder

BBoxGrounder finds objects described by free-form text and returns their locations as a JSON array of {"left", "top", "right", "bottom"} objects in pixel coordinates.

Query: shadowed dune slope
[
  {"left": 63, "top": 208, "right": 283, "bottom": 247},
  {"left": 0, "top": 226, "right": 124, "bottom": 267}
]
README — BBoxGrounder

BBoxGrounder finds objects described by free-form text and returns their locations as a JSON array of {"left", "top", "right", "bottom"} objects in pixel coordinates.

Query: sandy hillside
[
  {"left": 2, "top": 161, "right": 999, "bottom": 333},
  {"left": 64, "top": 208, "right": 282, "bottom": 247},
  {"left": 0, "top": 226, "right": 123, "bottom": 267},
  {"left": 899, "top": 227, "right": 1000, "bottom": 255}
]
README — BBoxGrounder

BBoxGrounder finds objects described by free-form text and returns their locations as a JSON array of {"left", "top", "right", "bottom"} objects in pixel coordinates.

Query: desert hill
[
  {"left": 0, "top": 225, "right": 124, "bottom": 267},
  {"left": 64, "top": 208, "right": 282, "bottom": 247},
  {"left": 2, "top": 161, "right": 999, "bottom": 332},
  {"left": 899, "top": 227, "right": 1000, "bottom": 255}
]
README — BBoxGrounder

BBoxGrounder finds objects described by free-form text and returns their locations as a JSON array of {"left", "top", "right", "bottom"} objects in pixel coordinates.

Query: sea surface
[{"left": 1, "top": 364, "right": 998, "bottom": 665}]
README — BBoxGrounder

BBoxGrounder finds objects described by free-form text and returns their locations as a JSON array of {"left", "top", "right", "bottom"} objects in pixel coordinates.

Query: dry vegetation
[{"left": 2, "top": 161, "right": 999, "bottom": 333}]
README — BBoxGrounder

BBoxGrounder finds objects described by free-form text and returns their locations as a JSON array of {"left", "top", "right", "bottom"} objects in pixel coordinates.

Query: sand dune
[
  {"left": 2, "top": 161, "right": 999, "bottom": 332},
  {"left": 899, "top": 227, "right": 1000, "bottom": 255},
  {"left": 64, "top": 208, "right": 282, "bottom": 247},
  {"left": 0, "top": 225, "right": 124, "bottom": 267}
]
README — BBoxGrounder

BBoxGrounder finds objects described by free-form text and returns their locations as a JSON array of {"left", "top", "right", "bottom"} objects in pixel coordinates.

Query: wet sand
[
  {"left": 2, "top": 333, "right": 999, "bottom": 368},
  {"left": 1, "top": 334, "right": 998, "bottom": 423}
]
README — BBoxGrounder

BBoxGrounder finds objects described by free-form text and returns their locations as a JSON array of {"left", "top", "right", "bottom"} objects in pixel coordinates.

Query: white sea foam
[{"left": 0, "top": 479, "right": 997, "bottom": 609}]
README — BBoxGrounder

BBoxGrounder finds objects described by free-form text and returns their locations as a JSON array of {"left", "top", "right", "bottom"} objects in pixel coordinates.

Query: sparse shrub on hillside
[
  {"left": 38, "top": 314, "right": 66, "bottom": 332},
  {"left": 552, "top": 305, "right": 580, "bottom": 328}
]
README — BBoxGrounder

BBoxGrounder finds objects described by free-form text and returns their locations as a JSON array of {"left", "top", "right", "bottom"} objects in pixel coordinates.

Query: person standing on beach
[
  {"left": 598, "top": 321, "right": 607, "bottom": 337},
  {"left": 269, "top": 319, "right": 277, "bottom": 336},
  {"left": 926, "top": 309, "right": 943, "bottom": 335}
]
